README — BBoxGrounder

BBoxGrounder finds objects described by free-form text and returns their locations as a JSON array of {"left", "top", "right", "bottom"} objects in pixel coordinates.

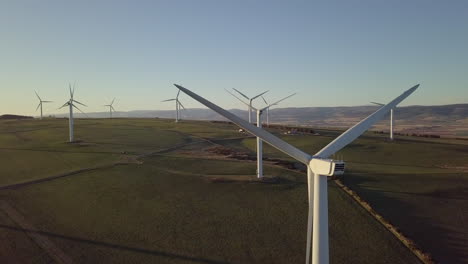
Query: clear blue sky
[{"left": 1, "top": 0, "right": 467, "bottom": 116}]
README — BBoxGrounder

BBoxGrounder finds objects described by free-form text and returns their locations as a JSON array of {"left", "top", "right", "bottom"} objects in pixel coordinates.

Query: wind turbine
[
  {"left": 231, "top": 88, "right": 268, "bottom": 123},
  {"left": 371, "top": 101, "right": 394, "bottom": 140},
  {"left": 261, "top": 93, "right": 296, "bottom": 127},
  {"left": 104, "top": 98, "right": 116, "bottom": 118},
  {"left": 225, "top": 88, "right": 266, "bottom": 178},
  {"left": 34, "top": 91, "right": 52, "bottom": 120},
  {"left": 59, "top": 83, "right": 87, "bottom": 143},
  {"left": 162, "top": 90, "right": 186, "bottom": 122},
  {"left": 174, "top": 83, "right": 419, "bottom": 264}
]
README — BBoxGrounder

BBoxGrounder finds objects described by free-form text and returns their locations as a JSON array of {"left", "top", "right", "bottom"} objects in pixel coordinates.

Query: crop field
[{"left": 0, "top": 118, "right": 466, "bottom": 263}]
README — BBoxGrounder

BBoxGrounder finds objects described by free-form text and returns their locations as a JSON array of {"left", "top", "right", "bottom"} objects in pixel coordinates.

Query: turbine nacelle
[{"left": 309, "top": 158, "right": 345, "bottom": 176}]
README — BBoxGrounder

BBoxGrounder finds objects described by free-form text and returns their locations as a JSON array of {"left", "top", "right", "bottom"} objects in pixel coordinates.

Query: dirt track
[{"left": 0, "top": 201, "right": 73, "bottom": 264}]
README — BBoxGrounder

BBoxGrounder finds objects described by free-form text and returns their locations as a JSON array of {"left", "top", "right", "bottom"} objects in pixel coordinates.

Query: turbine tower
[
  {"left": 225, "top": 88, "right": 265, "bottom": 178},
  {"left": 59, "top": 83, "right": 87, "bottom": 143},
  {"left": 230, "top": 88, "right": 268, "bottom": 123},
  {"left": 34, "top": 91, "right": 52, "bottom": 120},
  {"left": 174, "top": 83, "right": 419, "bottom": 264},
  {"left": 371, "top": 101, "right": 394, "bottom": 140},
  {"left": 255, "top": 105, "right": 270, "bottom": 178},
  {"left": 104, "top": 98, "right": 116, "bottom": 118},
  {"left": 261, "top": 93, "right": 296, "bottom": 127},
  {"left": 162, "top": 90, "right": 185, "bottom": 122}
]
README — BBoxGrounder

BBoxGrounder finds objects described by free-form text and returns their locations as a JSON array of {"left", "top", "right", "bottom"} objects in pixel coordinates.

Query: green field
[{"left": 0, "top": 118, "right": 466, "bottom": 263}]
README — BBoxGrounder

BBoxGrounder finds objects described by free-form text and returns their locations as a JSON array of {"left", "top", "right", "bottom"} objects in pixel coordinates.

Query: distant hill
[
  {"left": 52, "top": 104, "right": 468, "bottom": 137},
  {"left": 0, "top": 114, "right": 33, "bottom": 120}
]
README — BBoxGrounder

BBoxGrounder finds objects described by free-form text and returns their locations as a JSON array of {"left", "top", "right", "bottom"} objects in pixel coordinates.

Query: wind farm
[{"left": 1, "top": 1, "right": 468, "bottom": 264}]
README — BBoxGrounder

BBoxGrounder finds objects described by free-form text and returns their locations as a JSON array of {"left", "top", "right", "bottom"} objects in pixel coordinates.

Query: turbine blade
[
  {"left": 73, "top": 100, "right": 87, "bottom": 107},
  {"left": 111, "top": 98, "right": 115, "bottom": 105},
  {"left": 251, "top": 90, "right": 269, "bottom": 100},
  {"left": 59, "top": 102, "right": 69, "bottom": 109},
  {"left": 35, "top": 102, "right": 41, "bottom": 112},
  {"left": 176, "top": 89, "right": 181, "bottom": 99},
  {"left": 111, "top": 106, "right": 116, "bottom": 112},
  {"left": 178, "top": 100, "right": 186, "bottom": 110},
  {"left": 72, "top": 104, "right": 89, "bottom": 117},
  {"left": 261, "top": 95, "right": 268, "bottom": 105},
  {"left": 271, "top": 93, "right": 296, "bottom": 106},
  {"left": 225, "top": 89, "right": 250, "bottom": 107},
  {"left": 161, "top": 98, "right": 176, "bottom": 102},
  {"left": 69, "top": 83, "right": 73, "bottom": 99},
  {"left": 42, "top": 100, "right": 53, "bottom": 103},
  {"left": 175, "top": 84, "right": 311, "bottom": 164},
  {"left": 232, "top": 88, "right": 250, "bottom": 100},
  {"left": 34, "top": 91, "right": 41, "bottom": 101},
  {"left": 370, "top": 101, "right": 384, "bottom": 106},
  {"left": 315, "top": 84, "right": 419, "bottom": 158}
]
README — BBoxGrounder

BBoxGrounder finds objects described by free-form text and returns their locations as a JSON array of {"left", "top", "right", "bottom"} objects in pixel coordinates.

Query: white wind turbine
[
  {"left": 174, "top": 83, "right": 419, "bottom": 264},
  {"left": 231, "top": 88, "right": 268, "bottom": 123},
  {"left": 162, "top": 90, "right": 186, "bottom": 122},
  {"left": 34, "top": 91, "right": 53, "bottom": 120},
  {"left": 225, "top": 90, "right": 297, "bottom": 178},
  {"left": 104, "top": 98, "right": 116, "bottom": 118},
  {"left": 371, "top": 101, "right": 395, "bottom": 140},
  {"left": 59, "top": 83, "right": 87, "bottom": 143},
  {"left": 225, "top": 88, "right": 267, "bottom": 178},
  {"left": 261, "top": 93, "right": 296, "bottom": 127}
]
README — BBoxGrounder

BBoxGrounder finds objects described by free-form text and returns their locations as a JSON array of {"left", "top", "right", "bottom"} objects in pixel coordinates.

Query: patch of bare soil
[
  {"left": 205, "top": 146, "right": 255, "bottom": 160},
  {"left": 439, "top": 165, "right": 468, "bottom": 172},
  {"left": 117, "top": 155, "right": 143, "bottom": 165},
  {"left": 205, "top": 146, "right": 306, "bottom": 172},
  {"left": 13, "top": 132, "right": 31, "bottom": 142}
]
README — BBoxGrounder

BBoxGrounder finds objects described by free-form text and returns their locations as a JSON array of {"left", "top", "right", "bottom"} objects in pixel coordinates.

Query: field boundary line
[
  {"left": 0, "top": 164, "right": 116, "bottom": 191},
  {"left": 334, "top": 179, "right": 435, "bottom": 264},
  {"left": 0, "top": 140, "right": 204, "bottom": 191},
  {"left": 0, "top": 201, "right": 73, "bottom": 264}
]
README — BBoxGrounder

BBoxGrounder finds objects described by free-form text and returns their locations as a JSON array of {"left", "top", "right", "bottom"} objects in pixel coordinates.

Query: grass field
[
  {"left": 0, "top": 118, "right": 465, "bottom": 263},
  {"left": 239, "top": 127, "right": 468, "bottom": 264}
]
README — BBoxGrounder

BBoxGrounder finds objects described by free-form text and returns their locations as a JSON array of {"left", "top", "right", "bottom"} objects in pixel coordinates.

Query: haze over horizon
[{"left": 1, "top": 0, "right": 468, "bottom": 116}]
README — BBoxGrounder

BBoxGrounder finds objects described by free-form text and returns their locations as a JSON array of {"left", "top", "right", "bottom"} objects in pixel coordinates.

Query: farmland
[{"left": 0, "top": 118, "right": 466, "bottom": 263}]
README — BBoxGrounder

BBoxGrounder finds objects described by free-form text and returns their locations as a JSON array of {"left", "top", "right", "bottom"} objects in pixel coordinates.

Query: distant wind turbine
[
  {"left": 162, "top": 90, "right": 186, "bottom": 122},
  {"left": 59, "top": 83, "right": 87, "bottom": 142},
  {"left": 230, "top": 88, "right": 268, "bottom": 123},
  {"left": 224, "top": 88, "right": 270, "bottom": 178},
  {"left": 34, "top": 91, "right": 52, "bottom": 120},
  {"left": 371, "top": 101, "right": 394, "bottom": 140},
  {"left": 104, "top": 98, "right": 116, "bottom": 118},
  {"left": 261, "top": 93, "right": 296, "bottom": 127},
  {"left": 174, "top": 83, "right": 419, "bottom": 264}
]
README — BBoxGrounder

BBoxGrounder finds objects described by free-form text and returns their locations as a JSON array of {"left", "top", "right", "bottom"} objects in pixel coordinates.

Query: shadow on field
[
  {"left": 341, "top": 172, "right": 468, "bottom": 264},
  {"left": 0, "top": 224, "right": 233, "bottom": 264}
]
